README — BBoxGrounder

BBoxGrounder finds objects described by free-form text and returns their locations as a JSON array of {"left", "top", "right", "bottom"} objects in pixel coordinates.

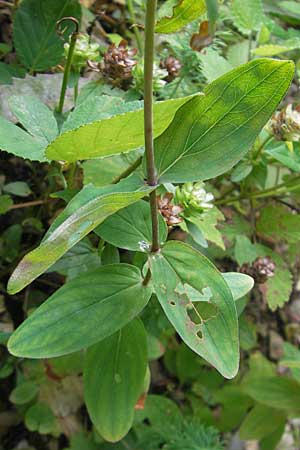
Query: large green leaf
[
  {"left": 150, "top": 241, "right": 239, "bottom": 378},
  {"left": 257, "top": 204, "right": 300, "bottom": 244},
  {"left": 95, "top": 200, "right": 168, "bottom": 252},
  {"left": 7, "top": 175, "right": 153, "bottom": 294},
  {"left": 153, "top": 59, "right": 294, "bottom": 183},
  {"left": 46, "top": 96, "right": 196, "bottom": 162},
  {"left": 8, "top": 95, "right": 58, "bottom": 145},
  {"left": 222, "top": 272, "right": 254, "bottom": 301},
  {"left": 13, "top": 0, "right": 81, "bottom": 72},
  {"left": 155, "top": 0, "right": 206, "bottom": 34},
  {"left": 8, "top": 265, "right": 151, "bottom": 358},
  {"left": 243, "top": 376, "right": 300, "bottom": 413},
  {"left": 84, "top": 319, "right": 147, "bottom": 442}
]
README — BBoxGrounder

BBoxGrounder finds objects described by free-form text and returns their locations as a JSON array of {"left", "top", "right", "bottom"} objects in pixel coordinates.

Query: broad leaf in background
[
  {"left": 8, "top": 95, "right": 58, "bottom": 145},
  {"left": 153, "top": 59, "right": 294, "bottom": 183},
  {"left": 198, "top": 48, "right": 233, "bottom": 83},
  {"left": 84, "top": 319, "right": 147, "bottom": 442},
  {"left": 257, "top": 204, "right": 300, "bottom": 244},
  {"left": 8, "top": 265, "right": 151, "bottom": 358},
  {"left": 155, "top": 0, "right": 206, "bottom": 34},
  {"left": 265, "top": 142, "right": 300, "bottom": 171},
  {"left": 231, "top": 0, "right": 264, "bottom": 35},
  {"left": 239, "top": 404, "right": 286, "bottom": 441},
  {"left": 7, "top": 175, "right": 153, "bottom": 294},
  {"left": 13, "top": 0, "right": 82, "bottom": 72},
  {"left": 243, "top": 376, "right": 300, "bottom": 413},
  {"left": 96, "top": 200, "right": 168, "bottom": 252},
  {"left": 150, "top": 241, "right": 239, "bottom": 378},
  {"left": 46, "top": 96, "right": 196, "bottom": 162}
]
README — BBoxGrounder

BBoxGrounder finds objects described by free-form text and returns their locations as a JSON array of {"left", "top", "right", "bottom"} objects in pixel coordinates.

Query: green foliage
[
  {"left": 8, "top": 264, "right": 152, "bottom": 358},
  {"left": 153, "top": 59, "right": 294, "bottom": 183},
  {"left": 46, "top": 96, "right": 195, "bottom": 162},
  {"left": 155, "top": 0, "right": 206, "bottom": 34},
  {"left": 13, "top": 0, "right": 82, "bottom": 72},
  {"left": 7, "top": 175, "right": 152, "bottom": 294},
  {"left": 84, "top": 319, "right": 147, "bottom": 442},
  {"left": 150, "top": 241, "right": 239, "bottom": 379},
  {"left": 231, "top": 0, "right": 264, "bottom": 35}
]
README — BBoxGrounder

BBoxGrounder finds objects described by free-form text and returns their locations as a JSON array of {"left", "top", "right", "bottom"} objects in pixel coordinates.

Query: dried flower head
[
  {"left": 160, "top": 56, "right": 182, "bottom": 82},
  {"left": 157, "top": 193, "right": 184, "bottom": 226},
  {"left": 240, "top": 256, "right": 276, "bottom": 284},
  {"left": 101, "top": 40, "right": 137, "bottom": 88}
]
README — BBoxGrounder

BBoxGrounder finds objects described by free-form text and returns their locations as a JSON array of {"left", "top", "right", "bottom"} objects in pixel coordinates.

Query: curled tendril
[{"left": 56, "top": 16, "right": 79, "bottom": 40}]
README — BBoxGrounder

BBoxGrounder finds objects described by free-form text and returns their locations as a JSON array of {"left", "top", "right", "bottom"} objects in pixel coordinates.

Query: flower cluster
[
  {"left": 101, "top": 40, "right": 137, "bottom": 88},
  {"left": 174, "top": 182, "right": 214, "bottom": 216},
  {"left": 64, "top": 33, "right": 99, "bottom": 70}
]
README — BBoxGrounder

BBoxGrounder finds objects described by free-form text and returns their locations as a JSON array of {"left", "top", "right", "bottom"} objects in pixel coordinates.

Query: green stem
[
  {"left": 57, "top": 31, "right": 78, "bottom": 114},
  {"left": 127, "top": 0, "right": 143, "bottom": 54},
  {"left": 112, "top": 156, "right": 143, "bottom": 184},
  {"left": 216, "top": 175, "right": 300, "bottom": 205},
  {"left": 67, "top": 162, "right": 77, "bottom": 189},
  {"left": 253, "top": 134, "right": 273, "bottom": 161},
  {"left": 144, "top": 0, "right": 159, "bottom": 256}
]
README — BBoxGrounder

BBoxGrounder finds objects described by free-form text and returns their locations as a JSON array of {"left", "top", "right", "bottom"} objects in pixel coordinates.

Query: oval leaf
[
  {"left": 155, "top": 0, "right": 206, "bottom": 34},
  {"left": 84, "top": 319, "right": 147, "bottom": 442},
  {"left": 153, "top": 59, "right": 294, "bottom": 183},
  {"left": 8, "top": 264, "right": 152, "bottom": 358},
  {"left": 96, "top": 200, "right": 168, "bottom": 252},
  {"left": 150, "top": 241, "right": 239, "bottom": 379},
  {"left": 7, "top": 175, "right": 153, "bottom": 294}
]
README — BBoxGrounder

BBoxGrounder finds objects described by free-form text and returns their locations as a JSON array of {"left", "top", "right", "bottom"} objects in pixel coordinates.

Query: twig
[{"left": 10, "top": 199, "right": 45, "bottom": 210}]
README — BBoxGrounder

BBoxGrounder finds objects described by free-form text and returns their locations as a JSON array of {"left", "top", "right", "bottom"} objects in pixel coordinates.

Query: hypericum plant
[{"left": 3, "top": 0, "right": 295, "bottom": 444}]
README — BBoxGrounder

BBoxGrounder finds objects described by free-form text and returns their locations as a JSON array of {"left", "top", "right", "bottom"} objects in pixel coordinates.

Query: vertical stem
[
  {"left": 144, "top": 0, "right": 159, "bottom": 254},
  {"left": 57, "top": 31, "right": 78, "bottom": 114},
  {"left": 127, "top": 0, "right": 143, "bottom": 54}
]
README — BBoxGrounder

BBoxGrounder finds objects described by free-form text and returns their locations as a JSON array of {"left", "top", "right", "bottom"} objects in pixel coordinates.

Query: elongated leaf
[
  {"left": 0, "top": 116, "right": 46, "bottom": 161},
  {"left": 46, "top": 96, "right": 196, "bottom": 162},
  {"left": 13, "top": 0, "right": 81, "bottom": 72},
  {"left": 222, "top": 273, "right": 254, "bottom": 300},
  {"left": 239, "top": 404, "right": 286, "bottom": 440},
  {"left": 155, "top": 0, "right": 206, "bottom": 34},
  {"left": 8, "top": 95, "right": 58, "bottom": 144},
  {"left": 243, "top": 376, "right": 300, "bottom": 413},
  {"left": 153, "top": 59, "right": 294, "bottom": 183},
  {"left": 84, "top": 319, "right": 147, "bottom": 442},
  {"left": 7, "top": 175, "right": 153, "bottom": 294},
  {"left": 96, "top": 200, "right": 168, "bottom": 252},
  {"left": 150, "top": 241, "right": 239, "bottom": 378},
  {"left": 8, "top": 265, "right": 151, "bottom": 358}
]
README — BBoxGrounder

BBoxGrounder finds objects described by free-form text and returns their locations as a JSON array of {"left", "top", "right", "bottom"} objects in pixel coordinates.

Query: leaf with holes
[
  {"left": 150, "top": 241, "right": 239, "bottom": 379},
  {"left": 7, "top": 175, "right": 153, "bottom": 294},
  {"left": 8, "top": 265, "right": 151, "bottom": 358},
  {"left": 153, "top": 59, "right": 294, "bottom": 183},
  {"left": 155, "top": 0, "right": 206, "bottom": 34},
  {"left": 84, "top": 319, "right": 147, "bottom": 442}
]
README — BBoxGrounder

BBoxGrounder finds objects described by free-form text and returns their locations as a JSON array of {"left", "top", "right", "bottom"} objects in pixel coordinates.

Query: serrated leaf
[
  {"left": 7, "top": 175, "right": 153, "bottom": 294},
  {"left": 239, "top": 404, "right": 286, "bottom": 440},
  {"left": 84, "top": 319, "right": 147, "bottom": 442},
  {"left": 8, "top": 265, "right": 151, "bottom": 358},
  {"left": 13, "top": 0, "right": 81, "bottom": 72},
  {"left": 234, "top": 235, "right": 257, "bottom": 266},
  {"left": 96, "top": 200, "right": 168, "bottom": 252},
  {"left": 257, "top": 204, "right": 300, "bottom": 244},
  {"left": 150, "top": 241, "right": 239, "bottom": 379},
  {"left": 153, "top": 59, "right": 294, "bottom": 183},
  {"left": 46, "top": 96, "right": 196, "bottom": 162},
  {"left": 8, "top": 95, "right": 58, "bottom": 144},
  {"left": 231, "top": 0, "right": 264, "bottom": 35},
  {"left": 155, "top": 0, "right": 206, "bottom": 34}
]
